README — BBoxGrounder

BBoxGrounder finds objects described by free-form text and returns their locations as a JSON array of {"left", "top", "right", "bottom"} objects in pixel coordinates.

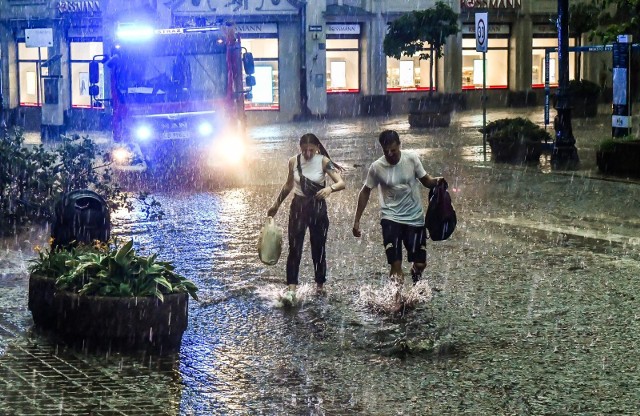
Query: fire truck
[{"left": 88, "top": 22, "right": 255, "bottom": 172}]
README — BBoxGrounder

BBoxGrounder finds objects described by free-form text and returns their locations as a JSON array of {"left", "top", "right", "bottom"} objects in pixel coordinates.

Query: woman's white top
[{"left": 293, "top": 153, "right": 325, "bottom": 196}]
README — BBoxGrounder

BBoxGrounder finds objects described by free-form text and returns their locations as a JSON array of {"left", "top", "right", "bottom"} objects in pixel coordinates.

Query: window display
[
  {"left": 70, "top": 41, "right": 104, "bottom": 108},
  {"left": 18, "top": 42, "right": 48, "bottom": 106},
  {"left": 386, "top": 43, "right": 434, "bottom": 91},
  {"left": 326, "top": 37, "right": 359, "bottom": 92},
  {"left": 242, "top": 37, "right": 279, "bottom": 110},
  {"left": 462, "top": 38, "right": 508, "bottom": 89},
  {"left": 532, "top": 38, "right": 576, "bottom": 87}
]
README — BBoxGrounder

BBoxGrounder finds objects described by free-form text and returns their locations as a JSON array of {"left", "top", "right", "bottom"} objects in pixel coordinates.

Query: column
[
  {"left": 305, "top": 1, "right": 327, "bottom": 116},
  {"left": 509, "top": 14, "right": 532, "bottom": 92}
]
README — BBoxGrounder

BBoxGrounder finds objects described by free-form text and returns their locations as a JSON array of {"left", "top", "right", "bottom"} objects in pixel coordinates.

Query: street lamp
[{"left": 552, "top": 0, "right": 579, "bottom": 168}]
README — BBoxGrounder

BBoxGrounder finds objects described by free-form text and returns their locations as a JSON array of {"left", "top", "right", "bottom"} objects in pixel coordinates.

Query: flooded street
[{"left": 2, "top": 106, "right": 640, "bottom": 414}]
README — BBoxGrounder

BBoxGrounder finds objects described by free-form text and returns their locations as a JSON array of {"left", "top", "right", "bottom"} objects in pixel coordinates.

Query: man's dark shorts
[{"left": 380, "top": 219, "right": 427, "bottom": 264}]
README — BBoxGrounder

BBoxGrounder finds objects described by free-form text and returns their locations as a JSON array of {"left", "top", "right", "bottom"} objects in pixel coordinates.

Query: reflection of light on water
[{"left": 218, "top": 189, "right": 249, "bottom": 225}]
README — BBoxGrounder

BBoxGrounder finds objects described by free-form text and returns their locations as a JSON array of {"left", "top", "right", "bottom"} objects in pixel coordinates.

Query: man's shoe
[{"left": 410, "top": 267, "right": 421, "bottom": 285}]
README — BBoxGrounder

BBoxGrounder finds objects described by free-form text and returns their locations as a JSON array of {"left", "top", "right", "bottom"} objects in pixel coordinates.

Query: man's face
[{"left": 382, "top": 142, "right": 401, "bottom": 165}]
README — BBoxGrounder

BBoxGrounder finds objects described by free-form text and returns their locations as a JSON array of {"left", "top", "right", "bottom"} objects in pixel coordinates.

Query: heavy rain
[
  {"left": 2, "top": 0, "right": 640, "bottom": 413},
  {"left": 1, "top": 104, "right": 640, "bottom": 414}
]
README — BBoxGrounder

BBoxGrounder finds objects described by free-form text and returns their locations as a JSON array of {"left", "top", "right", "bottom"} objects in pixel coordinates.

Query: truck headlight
[{"left": 112, "top": 147, "right": 133, "bottom": 164}]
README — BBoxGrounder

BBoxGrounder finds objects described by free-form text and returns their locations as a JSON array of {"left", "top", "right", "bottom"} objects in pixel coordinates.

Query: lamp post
[{"left": 552, "top": 0, "right": 579, "bottom": 168}]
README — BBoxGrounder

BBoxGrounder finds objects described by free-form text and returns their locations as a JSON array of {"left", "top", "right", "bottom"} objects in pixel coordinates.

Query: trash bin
[{"left": 51, "top": 189, "right": 111, "bottom": 249}]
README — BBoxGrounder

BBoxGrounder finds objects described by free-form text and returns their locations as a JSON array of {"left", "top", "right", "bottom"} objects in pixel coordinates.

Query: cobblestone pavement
[{"left": 1, "top": 106, "right": 639, "bottom": 415}]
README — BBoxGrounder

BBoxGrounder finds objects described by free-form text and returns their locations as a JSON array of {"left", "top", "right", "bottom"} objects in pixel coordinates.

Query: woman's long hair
[{"left": 299, "top": 133, "right": 345, "bottom": 172}]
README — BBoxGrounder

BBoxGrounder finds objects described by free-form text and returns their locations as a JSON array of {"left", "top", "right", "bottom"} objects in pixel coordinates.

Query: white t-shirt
[
  {"left": 364, "top": 151, "right": 428, "bottom": 226},
  {"left": 293, "top": 153, "right": 325, "bottom": 197}
]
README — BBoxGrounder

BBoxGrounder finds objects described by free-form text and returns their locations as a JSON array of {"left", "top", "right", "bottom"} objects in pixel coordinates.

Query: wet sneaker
[
  {"left": 316, "top": 284, "right": 326, "bottom": 296},
  {"left": 281, "top": 290, "right": 296, "bottom": 307}
]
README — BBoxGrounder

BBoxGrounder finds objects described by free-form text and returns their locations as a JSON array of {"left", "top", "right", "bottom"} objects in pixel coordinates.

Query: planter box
[
  {"left": 596, "top": 140, "right": 640, "bottom": 177},
  {"left": 488, "top": 137, "right": 543, "bottom": 163},
  {"left": 408, "top": 95, "right": 454, "bottom": 128},
  {"left": 28, "top": 274, "right": 189, "bottom": 353}
]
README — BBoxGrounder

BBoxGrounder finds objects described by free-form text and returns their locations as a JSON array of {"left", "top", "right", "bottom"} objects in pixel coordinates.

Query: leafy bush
[
  {"left": 568, "top": 79, "right": 601, "bottom": 98},
  {"left": 599, "top": 135, "right": 637, "bottom": 152},
  {"left": 0, "top": 128, "right": 163, "bottom": 235},
  {"left": 480, "top": 117, "right": 552, "bottom": 144},
  {"left": 29, "top": 239, "right": 198, "bottom": 302}
]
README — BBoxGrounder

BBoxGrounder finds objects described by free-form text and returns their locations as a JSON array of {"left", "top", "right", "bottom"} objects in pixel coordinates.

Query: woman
[{"left": 267, "top": 133, "right": 345, "bottom": 299}]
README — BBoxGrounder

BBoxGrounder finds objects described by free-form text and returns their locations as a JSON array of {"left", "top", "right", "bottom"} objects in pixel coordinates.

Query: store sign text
[
  {"left": 57, "top": 0, "right": 100, "bottom": 13},
  {"left": 462, "top": 0, "right": 521, "bottom": 9}
]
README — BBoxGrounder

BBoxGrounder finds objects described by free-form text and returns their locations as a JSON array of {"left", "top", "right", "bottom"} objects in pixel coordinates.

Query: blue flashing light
[
  {"left": 135, "top": 125, "right": 152, "bottom": 141},
  {"left": 116, "top": 25, "right": 154, "bottom": 41}
]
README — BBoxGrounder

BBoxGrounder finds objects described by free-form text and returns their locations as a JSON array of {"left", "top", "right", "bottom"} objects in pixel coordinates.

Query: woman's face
[{"left": 300, "top": 143, "right": 319, "bottom": 160}]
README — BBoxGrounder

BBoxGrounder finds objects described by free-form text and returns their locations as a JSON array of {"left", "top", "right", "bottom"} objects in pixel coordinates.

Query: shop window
[
  {"left": 462, "top": 38, "right": 508, "bottom": 89},
  {"left": 18, "top": 42, "right": 48, "bottom": 106},
  {"left": 70, "top": 41, "right": 104, "bottom": 108},
  {"left": 326, "top": 39, "right": 359, "bottom": 92},
  {"left": 386, "top": 43, "right": 434, "bottom": 92},
  {"left": 242, "top": 38, "right": 279, "bottom": 110},
  {"left": 532, "top": 38, "right": 576, "bottom": 88}
]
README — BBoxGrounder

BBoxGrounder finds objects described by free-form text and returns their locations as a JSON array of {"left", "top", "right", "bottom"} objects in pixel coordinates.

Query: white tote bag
[{"left": 258, "top": 216, "right": 283, "bottom": 266}]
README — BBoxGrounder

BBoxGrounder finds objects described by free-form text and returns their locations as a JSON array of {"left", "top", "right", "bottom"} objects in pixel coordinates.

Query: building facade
[{"left": 0, "top": 0, "right": 609, "bottom": 131}]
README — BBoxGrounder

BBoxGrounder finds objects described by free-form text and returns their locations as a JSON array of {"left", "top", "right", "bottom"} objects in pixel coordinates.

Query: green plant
[
  {"left": 0, "top": 129, "right": 163, "bottom": 235},
  {"left": 29, "top": 239, "right": 198, "bottom": 302},
  {"left": 383, "top": 1, "right": 459, "bottom": 93},
  {"left": 481, "top": 117, "right": 552, "bottom": 144},
  {"left": 568, "top": 79, "right": 601, "bottom": 98},
  {"left": 598, "top": 135, "right": 636, "bottom": 152}
]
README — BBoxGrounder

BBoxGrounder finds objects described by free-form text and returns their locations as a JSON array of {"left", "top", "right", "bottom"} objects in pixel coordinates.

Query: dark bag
[
  {"left": 425, "top": 181, "right": 457, "bottom": 241},
  {"left": 297, "top": 154, "right": 325, "bottom": 197}
]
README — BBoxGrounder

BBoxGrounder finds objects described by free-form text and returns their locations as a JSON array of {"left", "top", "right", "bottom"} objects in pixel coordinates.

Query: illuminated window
[
  {"left": 326, "top": 37, "right": 359, "bottom": 92},
  {"left": 462, "top": 38, "right": 508, "bottom": 89},
  {"left": 18, "top": 42, "right": 48, "bottom": 106},
  {"left": 532, "top": 37, "right": 576, "bottom": 88},
  {"left": 70, "top": 41, "right": 104, "bottom": 108},
  {"left": 242, "top": 37, "right": 279, "bottom": 110},
  {"left": 386, "top": 43, "right": 434, "bottom": 91}
]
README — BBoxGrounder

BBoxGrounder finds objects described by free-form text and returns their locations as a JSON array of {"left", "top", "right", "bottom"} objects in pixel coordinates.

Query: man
[{"left": 352, "top": 129, "right": 444, "bottom": 284}]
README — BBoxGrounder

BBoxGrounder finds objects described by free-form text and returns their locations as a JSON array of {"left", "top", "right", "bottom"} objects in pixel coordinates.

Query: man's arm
[
  {"left": 352, "top": 185, "right": 372, "bottom": 237},
  {"left": 418, "top": 174, "right": 444, "bottom": 189}
]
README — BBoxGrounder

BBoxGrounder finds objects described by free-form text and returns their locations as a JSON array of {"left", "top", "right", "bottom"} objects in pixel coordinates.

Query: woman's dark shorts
[{"left": 380, "top": 219, "right": 427, "bottom": 264}]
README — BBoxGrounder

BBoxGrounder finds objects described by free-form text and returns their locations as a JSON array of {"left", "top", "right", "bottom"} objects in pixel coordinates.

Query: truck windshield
[{"left": 112, "top": 32, "right": 228, "bottom": 104}]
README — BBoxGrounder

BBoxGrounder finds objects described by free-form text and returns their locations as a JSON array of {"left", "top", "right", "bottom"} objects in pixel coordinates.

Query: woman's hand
[
  {"left": 267, "top": 205, "right": 278, "bottom": 217},
  {"left": 315, "top": 186, "right": 333, "bottom": 200}
]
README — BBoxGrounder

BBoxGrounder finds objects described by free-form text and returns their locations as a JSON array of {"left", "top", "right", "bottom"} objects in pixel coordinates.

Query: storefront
[{"left": 0, "top": 0, "right": 609, "bottom": 130}]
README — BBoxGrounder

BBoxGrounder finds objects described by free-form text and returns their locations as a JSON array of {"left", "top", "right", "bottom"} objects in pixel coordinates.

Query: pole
[
  {"left": 0, "top": 47, "right": 6, "bottom": 132},
  {"left": 612, "top": 35, "right": 632, "bottom": 138},
  {"left": 551, "top": 0, "right": 579, "bottom": 168},
  {"left": 482, "top": 51, "right": 487, "bottom": 161}
]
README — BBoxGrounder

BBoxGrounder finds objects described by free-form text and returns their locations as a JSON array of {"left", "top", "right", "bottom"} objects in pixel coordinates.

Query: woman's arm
[
  {"left": 267, "top": 157, "right": 295, "bottom": 217},
  {"left": 315, "top": 156, "right": 346, "bottom": 200}
]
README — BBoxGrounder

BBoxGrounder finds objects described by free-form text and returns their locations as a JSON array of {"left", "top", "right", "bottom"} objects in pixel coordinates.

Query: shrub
[
  {"left": 0, "top": 128, "right": 163, "bottom": 235},
  {"left": 568, "top": 79, "right": 601, "bottom": 98},
  {"left": 480, "top": 117, "right": 552, "bottom": 144},
  {"left": 29, "top": 239, "right": 198, "bottom": 302}
]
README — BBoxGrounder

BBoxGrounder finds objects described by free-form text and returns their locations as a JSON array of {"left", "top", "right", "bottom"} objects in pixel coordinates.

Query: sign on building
[{"left": 25, "top": 28, "right": 53, "bottom": 48}]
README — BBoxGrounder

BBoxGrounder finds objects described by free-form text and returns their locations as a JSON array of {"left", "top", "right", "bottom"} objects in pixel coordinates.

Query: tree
[
  {"left": 383, "top": 1, "right": 459, "bottom": 95},
  {"left": 569, "top": 2, "right": 600, "bottom": 80}
]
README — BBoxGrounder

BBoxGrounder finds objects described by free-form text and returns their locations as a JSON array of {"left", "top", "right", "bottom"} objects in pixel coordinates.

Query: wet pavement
[{"left": 1, "top": 105, "right": 640, "bottom": 414}]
